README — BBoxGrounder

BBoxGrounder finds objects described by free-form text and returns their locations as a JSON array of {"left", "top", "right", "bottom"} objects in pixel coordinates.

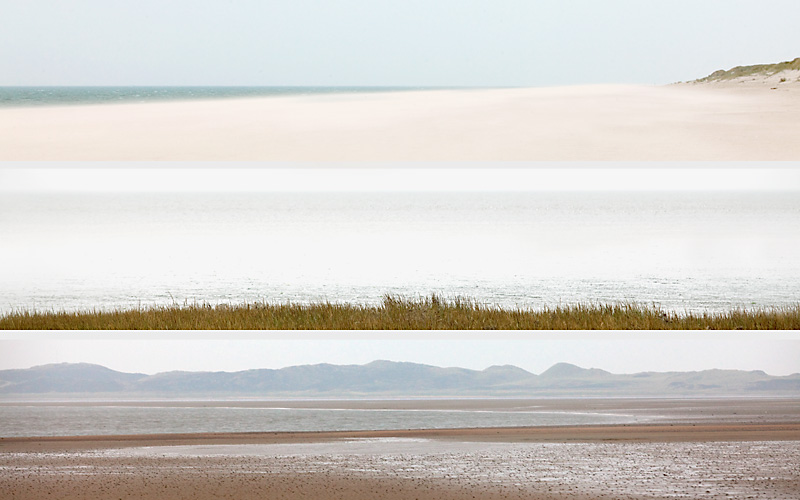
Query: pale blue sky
[{"left": 2, "top": 0, "right": 798, "bottom": 86}]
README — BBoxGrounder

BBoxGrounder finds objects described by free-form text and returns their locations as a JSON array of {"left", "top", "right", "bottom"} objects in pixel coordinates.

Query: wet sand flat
[
  {"left": 2, "top": 423, "right": 799, "bottom": 500},
  {"left": 3, "top": 85, "right": 800, "bottom": 160},
  {"left": 2, "top": 400, "right": 799, "bottom": 499}
]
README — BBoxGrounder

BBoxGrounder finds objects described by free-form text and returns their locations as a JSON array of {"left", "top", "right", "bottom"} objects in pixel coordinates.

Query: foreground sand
[
  {"left": 2, "top": 424, "right": 799, "bottom": 500},
  {"left": 2, "top": 84, "right": 800, "bottom": 160}
]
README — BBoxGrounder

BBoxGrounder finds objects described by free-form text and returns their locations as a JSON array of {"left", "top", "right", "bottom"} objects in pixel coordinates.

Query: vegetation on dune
[
  {"left": 2, "top": 295, "right": 799, "bottom": 330},
  {"left": 694, "top": 57, "right": 800, "bottom": 82}
]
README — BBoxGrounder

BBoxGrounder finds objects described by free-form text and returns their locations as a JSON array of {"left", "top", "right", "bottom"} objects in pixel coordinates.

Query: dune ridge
[{"left": 688, "top": 57, "right": 800, "bottom": 87}]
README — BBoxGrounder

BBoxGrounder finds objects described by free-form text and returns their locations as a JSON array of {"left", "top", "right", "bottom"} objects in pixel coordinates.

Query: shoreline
[
  {"left": 3, "top": 397, "right": 799, "bottom": 440},
  {"left": 0, "top": 85, "right": 458, "bottom": 109},
  {"left": 3, "top": 423, "right": 800, "bottom": 453},
  {"left": 1, "top": 82, "right": 794, "bottom": 110}
]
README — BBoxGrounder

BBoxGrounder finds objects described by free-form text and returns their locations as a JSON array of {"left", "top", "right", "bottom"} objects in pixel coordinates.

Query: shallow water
[
  {"left": 0, "top": 405, "right": 641, "bottom": 438},
  {"left": 1, "top": 191, "right": 798, "bottom": 314}
]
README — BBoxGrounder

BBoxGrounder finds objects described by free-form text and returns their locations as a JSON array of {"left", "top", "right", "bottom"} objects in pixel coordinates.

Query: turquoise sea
[{"left": 0, "top": 86, "right": 442, "bottom": 107}]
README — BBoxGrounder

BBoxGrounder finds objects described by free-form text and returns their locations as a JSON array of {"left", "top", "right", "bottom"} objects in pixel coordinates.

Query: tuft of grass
[{"left": 1, "top": 295, "right": 799, "bottom": 330}]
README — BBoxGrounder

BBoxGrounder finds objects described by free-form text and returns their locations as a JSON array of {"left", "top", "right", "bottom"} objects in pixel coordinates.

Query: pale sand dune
[
  {"left": 691, "top": 70, "right": 800, "bottom": 88},
  {"left": 2, "top": 85, "right": 799, "bottom": 161},
  {"left": 688, "top": 57, "right": 800, "bottom": 88}
]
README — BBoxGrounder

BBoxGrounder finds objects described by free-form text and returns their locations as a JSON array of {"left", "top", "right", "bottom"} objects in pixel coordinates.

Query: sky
[
  {"left": 2, "top": 333, "right": 800, "bottom": 376},
  {"left": 2, "top": 0, "right": 799, "bottom": 86}
]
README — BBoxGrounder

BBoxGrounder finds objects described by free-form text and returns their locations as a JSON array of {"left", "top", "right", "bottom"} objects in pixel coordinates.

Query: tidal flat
[
  {"left": 2, "top": 399, "right": 798, "bottom": 499},
  {"left": 2, "top": 439, "right": 799, "bottom": 500}
]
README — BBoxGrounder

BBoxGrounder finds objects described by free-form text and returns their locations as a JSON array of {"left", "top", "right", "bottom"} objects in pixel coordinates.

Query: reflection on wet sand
[{"left": 2, "top": 435, "right": 799, "bottom": 500}]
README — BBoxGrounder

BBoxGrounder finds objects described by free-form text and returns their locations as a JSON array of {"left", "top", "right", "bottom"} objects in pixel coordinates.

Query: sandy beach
[
  {"left": 2, "top": 424, "right": 799, "bottom": 500},
  {"left": 3, "top": 84, "right": 800, "bottom": 161}
]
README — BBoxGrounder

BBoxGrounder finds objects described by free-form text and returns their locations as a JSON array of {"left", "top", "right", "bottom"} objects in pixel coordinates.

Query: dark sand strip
[{"left": 0, "top": 467, "right": 584, "bottom": 500}]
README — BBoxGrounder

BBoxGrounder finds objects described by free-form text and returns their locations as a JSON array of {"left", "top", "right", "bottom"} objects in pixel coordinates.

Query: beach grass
[
  {"left": 2, "top": 295, "right": 799, "bottom": 330},
  {"left": 695, "top": 57, "right": 800, "bottom": 82}
]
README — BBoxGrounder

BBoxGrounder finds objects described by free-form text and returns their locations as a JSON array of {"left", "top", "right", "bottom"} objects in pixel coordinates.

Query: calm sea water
[
  {"left": 0, "top": 86, "right": 441, "bottom": 107},
  {"left": 0, "top": 404, "right": 641, "bottom": 437},
  {"left": 1, "top": 191, "right": 799, "bottom": 314}
]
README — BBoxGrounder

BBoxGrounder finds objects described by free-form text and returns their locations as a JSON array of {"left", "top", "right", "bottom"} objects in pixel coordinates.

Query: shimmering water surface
[
  {"left": 0, "top": 404, "right": 641, "bottom": 437},
  {"left": 2, "top": 90, "right": 799, "bottom": 314},
  {"left": 1, "top": 191, "right": 799, "bottom": 314}
]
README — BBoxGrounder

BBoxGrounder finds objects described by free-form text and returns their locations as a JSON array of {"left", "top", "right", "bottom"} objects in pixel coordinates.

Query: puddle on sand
[{"left": 107, "top": 437, "right": 493, "bottom": 458}]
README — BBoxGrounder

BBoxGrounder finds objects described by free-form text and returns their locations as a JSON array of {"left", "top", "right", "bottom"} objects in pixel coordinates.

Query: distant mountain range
[{"left": 1, "top": 362, "right": 798, "bottom": 398}]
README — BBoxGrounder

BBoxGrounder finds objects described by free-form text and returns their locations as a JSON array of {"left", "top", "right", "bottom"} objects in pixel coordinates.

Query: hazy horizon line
[{"left": 8, "top": 359, "right": 797, "bottom": 378}]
